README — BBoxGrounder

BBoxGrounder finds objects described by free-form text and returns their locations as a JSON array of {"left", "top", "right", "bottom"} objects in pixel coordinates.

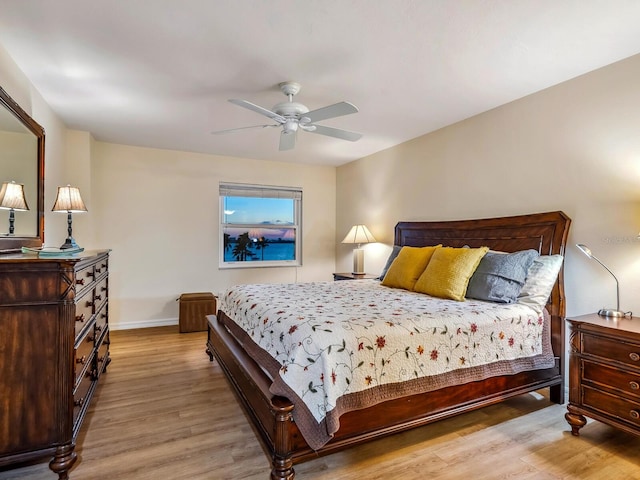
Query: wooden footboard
[
  {"left": 208, "top": 311, "right": 562, "bottom": 479},
  {"left": 207, "top": 211, "right": 571, "bottom": 479}
]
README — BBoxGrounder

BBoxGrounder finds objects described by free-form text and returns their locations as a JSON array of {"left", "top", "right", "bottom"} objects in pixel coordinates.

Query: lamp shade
[
  {"left": 52, "top": 185, "right": 87, "bottom": 213},
  {"left": 0, "top": 181, "right": 29, "bottom": 211},
  {"left": 341, "top": 224, "right": 376, "bottom": 245}
]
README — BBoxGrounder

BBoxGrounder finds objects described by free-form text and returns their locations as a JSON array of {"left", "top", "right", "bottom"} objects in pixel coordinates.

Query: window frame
[{"left": 219, "top": 182, "right": 302, "bottom": 269}]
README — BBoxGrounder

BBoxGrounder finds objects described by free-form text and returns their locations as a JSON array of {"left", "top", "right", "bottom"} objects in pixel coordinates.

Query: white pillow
[{"left": 517, "top": 255, "right": 564, "bottom": 311}]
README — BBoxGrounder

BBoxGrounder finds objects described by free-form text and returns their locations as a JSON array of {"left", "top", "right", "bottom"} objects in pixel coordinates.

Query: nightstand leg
[{"left": 565, "top": 403, "right": 587, "bottom": 436}]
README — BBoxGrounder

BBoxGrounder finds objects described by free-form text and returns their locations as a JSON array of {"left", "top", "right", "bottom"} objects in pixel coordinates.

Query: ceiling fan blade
[
  {"left": 279, "top": 131, "right": 296, "bottom": 151},
  {"left": 211, "top": 124, "right": 278, "bottom": 135},
  {"left": 307, "top": 124, "right": 362, "bottom": 142},
  {"left": 304, "top": 101, "right": 359, "bottom": 123},
  {"left": 229, "top": 99, "right": 286, "bottom": 123}
]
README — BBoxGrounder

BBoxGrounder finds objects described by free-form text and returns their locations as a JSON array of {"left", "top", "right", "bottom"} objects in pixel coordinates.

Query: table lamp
[
  {"left": 52, "top": 185, "right": 87, "bottom": 249},
  {"left": 342, "top": 224, "right": 376, "bottom": 275},
  {"left": 0, "top": 180, "right": 29, "bottom": 235}
]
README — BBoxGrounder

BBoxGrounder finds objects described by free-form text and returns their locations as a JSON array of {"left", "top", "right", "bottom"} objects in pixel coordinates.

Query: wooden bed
[{"left": 206, "top": 211, "right": 571, "bottom": 479}]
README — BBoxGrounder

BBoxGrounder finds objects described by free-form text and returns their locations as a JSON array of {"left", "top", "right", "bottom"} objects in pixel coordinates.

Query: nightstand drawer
[
  {"left": 582, "top": 333, "right": 640, "bottom": 368},
  {"left": 582, "top": 360, "right": 640, "bottom": 399},
  {"left": 583, "top": 385, "right": 640, "bottom": 428}
]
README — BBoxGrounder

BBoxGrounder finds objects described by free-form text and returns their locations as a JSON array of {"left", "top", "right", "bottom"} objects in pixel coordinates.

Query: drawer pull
[
  {"left": 86, "top": 300, "right": 94, "bottom": 307},
  {"left": 630, "top": 381, "right": 640, "bottom": 391},
  {"left": 87, "top": 335, "right": 95, "bottom": 343},
  {"left": 631, "top": 410, "right": 640, "bottom": 420},
  {"left": 75, "top": 314, "right": 85, "bottom": 323},
  {"left": 630, "top": 353, "right": 640, "bottom": 362},
  {"left": 94, "top": 294, "right": 102, "bottom": 301},
  {"left": 96, "top": 325, "right": 103, "bottom": 332},
  {"left": 76, "top": 355, "right": 87, "bottom": 365},
  {"left": 96, "top": 267, "right": 102, "bottom": 274},
  {"left": 100, "top": 313, "right": 107, "bottom": 319},
  {"left": 101, "top": 263, "right": 107, "bottom": 269},
  {"left": 74, "top": 397, "right": 85, "bottom": 408},
  {"left": 101, "top": 286, "right": 108, "bottom": 292},
  {"left": 86, "top": 271, "right": 95, "bottom": 278},
  {"left": 76, "top": 278, "right": 85, "bottom": 286}
]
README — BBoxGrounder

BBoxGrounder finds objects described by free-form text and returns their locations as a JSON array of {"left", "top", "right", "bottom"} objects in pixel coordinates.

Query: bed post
[{"left": 271, "top": 398, "right": 295, "bottom": 480}]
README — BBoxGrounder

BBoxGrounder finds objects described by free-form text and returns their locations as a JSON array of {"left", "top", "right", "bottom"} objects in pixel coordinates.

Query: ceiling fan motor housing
[{"left": 272, "top": 101, "right": 309, "bottom": 118}]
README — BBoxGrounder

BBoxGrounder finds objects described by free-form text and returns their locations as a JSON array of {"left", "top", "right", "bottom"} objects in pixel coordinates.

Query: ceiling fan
[{"left": 212, "top": 81, "right": 362, "bottom": 151}]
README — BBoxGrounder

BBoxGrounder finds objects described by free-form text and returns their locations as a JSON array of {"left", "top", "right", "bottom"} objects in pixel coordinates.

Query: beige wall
[
  {"left": 0, "top": 43, "right": 68, "bottom": 249},
  {"left": 337, "top": 53, "right": 640, "bottom": 318},
  {"left": 88, "top": 142, "right": 336, "bottom": 329},
  {"left": 1, "top": 43, "right": 337, "bottom": 330},
  {"left": 4, "top": 37, "right": 640, "bottom": 326}
]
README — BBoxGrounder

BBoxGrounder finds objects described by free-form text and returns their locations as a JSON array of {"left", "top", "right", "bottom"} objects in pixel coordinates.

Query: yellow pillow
[
  {"left": 414, "top": 246, "right": 489, "bottom": 301},
  {"left": 381, "top": 245, "right": 441, "bottom": 291}
]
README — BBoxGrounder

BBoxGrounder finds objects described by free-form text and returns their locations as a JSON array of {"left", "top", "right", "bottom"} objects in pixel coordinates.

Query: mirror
[{"left": 0, "top": 86, "right": 44, "bottom": 253}]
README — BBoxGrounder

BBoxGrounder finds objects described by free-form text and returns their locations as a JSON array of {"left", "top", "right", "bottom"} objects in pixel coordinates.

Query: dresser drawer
[
  {"left": 74, "top": 329, "right": 95, "bottom": 386},
  {"left": 95, "top": 302, "right": 108, "bottom": 341},
  {"left": 75, "top": 262, "right": 98, "bottom": 295},
  {"left": 74, "top": 287, "right": 96, "bottom": 338},
  {"left": 583, "top": 385, "right": 640, "bottom": 428},
  {"left": 96, "top": 333, "right": 110, "bottom": 377},
  {"left": 94, "top": 276, "right": 108, "bottom": 313},
  {"left": 582, "top": 333, "right": 640, "bottom": 368},
  {"left": 73, "top": 369, "right": 95, "bottom": 425},
  {"left": 582, "top": 360, "right": 640, "bottom": 399}
]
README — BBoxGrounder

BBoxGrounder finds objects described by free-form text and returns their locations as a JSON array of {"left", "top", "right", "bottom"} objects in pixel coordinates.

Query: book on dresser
[{"left": 0, "top": 250, "right": 111, "bottom": 479}]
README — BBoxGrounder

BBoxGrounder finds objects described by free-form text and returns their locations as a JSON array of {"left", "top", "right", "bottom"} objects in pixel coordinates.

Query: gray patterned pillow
[
  {"left": 378, "top": 245, "right": 402, "bottom": 280},
  {"left": 466, "top": 249, "right": 539, "bottom": 303}
]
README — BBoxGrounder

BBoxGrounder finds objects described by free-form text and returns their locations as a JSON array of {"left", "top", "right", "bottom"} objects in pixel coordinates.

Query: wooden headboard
[{"left": 394, "top": 210, "right": 571, "bottom": 323}]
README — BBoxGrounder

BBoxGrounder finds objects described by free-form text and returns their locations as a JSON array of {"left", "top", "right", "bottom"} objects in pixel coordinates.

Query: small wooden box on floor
[{"left": 179, "top": 292, "right": 216, "bottom": 332}]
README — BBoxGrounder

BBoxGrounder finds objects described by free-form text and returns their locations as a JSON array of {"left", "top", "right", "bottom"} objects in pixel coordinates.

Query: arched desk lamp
[{"left": 576, "top": 243, "right": 631, "bottom": 318}]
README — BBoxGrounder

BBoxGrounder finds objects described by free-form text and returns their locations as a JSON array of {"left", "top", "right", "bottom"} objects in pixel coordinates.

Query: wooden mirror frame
[{"left": 0, "top": 86, "right": 45, "bottom": 253}]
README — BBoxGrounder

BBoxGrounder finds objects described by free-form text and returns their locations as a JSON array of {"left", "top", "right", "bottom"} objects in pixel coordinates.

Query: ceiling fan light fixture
[{"left": 283, "top": 119, "right": 299, "bottom": 134}]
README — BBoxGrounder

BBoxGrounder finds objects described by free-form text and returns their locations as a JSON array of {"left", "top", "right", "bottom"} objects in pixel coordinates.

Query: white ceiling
[{"left": 1, "top": 1, "right": 640, "bottom": 167}]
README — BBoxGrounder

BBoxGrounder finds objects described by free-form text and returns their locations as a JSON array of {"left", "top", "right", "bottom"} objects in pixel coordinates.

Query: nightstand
[
  {"left": 333, "top": 272, "right": 378, "bottom": 281},
  {"left": 565, "top": 313, "right": 640, "bottom": 437}
]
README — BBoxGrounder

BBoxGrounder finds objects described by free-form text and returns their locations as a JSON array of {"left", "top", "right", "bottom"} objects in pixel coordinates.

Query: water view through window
[{"left": 220, "top": 184, "right": 301, "bottom": 267}]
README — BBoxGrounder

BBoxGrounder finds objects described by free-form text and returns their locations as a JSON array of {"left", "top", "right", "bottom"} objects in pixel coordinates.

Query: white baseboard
[{"left": 110, "top": 317, "right": 178, "bottom": 331}]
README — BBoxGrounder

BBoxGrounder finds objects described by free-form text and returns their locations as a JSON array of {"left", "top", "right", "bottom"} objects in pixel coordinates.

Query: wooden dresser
[
  {"left": 566, "top": 313, "right": 640, "bottom": 437},
  {"left": 0, "top": 250, "right": 111, "bottom": 479}
]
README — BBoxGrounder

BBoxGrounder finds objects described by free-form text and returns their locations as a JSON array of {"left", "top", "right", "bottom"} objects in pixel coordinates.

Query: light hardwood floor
[{"left": 2, "top": 326, "right": 639, "bottom": 480}]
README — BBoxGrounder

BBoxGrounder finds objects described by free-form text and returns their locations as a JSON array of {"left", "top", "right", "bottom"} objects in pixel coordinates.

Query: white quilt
[{"left": 219, "top": 280, "right": 553, "bottom": 449}]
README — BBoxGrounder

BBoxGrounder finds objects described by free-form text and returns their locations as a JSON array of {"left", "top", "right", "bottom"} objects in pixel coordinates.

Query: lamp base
[
  {"left": 598, "top": 308, "right": 627, "bottom": 318},
  {"left": 60, "top": 237, "right": 81, "bottom": 250},
  {"left": 352, "top": 247, "right": 365, "bottom": 275}
]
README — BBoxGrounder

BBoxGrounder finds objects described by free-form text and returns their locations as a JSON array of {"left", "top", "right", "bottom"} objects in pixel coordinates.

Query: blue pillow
[
  {"left": 466, "top": 249, "right": 538, "bottom": 303},
  {"left": 378, "top": 245, "right": 402, "bottom": 280}
]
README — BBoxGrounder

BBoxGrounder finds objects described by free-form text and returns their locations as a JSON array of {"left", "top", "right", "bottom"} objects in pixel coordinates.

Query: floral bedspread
[{"left": 219, "top": 280, "right": 554, "bottom": 450}]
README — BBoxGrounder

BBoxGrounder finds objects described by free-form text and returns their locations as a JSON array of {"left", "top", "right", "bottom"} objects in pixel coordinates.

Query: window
[{"left": 219, "top": 183, "right": 302, "bottom": 268}]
